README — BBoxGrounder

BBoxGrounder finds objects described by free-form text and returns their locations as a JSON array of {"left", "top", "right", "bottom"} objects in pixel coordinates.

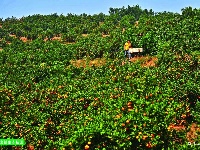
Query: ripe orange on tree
[
  {"left": 146, "top": 142, "right": 153, "bottom": 148},
  {"left": 127, "top": 101, "right": 132, "bottom": 106},
  {"left": 27, "top": 144, "right": 34, "bottom": 150},
  {"left": 88, "top": 141, "right": 91, "bottom": 145},
  {"left": 115, "top": 114, "right": 121, "bottom": 119},
  {"left": 142, "top": 135, "right": 148, "bottom": 140},
  {"left": 85, "top": 144, "right": 90, "bottom": 150},
  {"left": 94, "top": 97, "right": 99, "bottom": 101},
  {"left": 122, "top": 123, "right": 126, "bottom": 127},
  {"left": 128, "top": 105, "right": 133, "bottom": 108}
]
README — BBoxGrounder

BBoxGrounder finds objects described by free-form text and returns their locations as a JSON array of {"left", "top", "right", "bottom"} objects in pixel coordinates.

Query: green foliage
[{"left": 0, "top": 5, "right": 200, "bottom": 150}]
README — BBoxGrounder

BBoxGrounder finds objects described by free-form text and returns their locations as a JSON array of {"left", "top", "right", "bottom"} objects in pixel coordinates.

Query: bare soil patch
[
  {"left": 168, "top": 122, "right": 200, "bottom": 143},
  {"left": 122, "top": 56, "right": 158, "bottom": 67},
  {"left": 70, "top": 58, "right": 106, "bottom": 68},
  {"left": 20, "top": 37, "right": 28, "bottom": 42},
  {"left": 51, "top": 36, "right": 62, "bottom": 41},
  {"left": 9, "top": 34, "right": 16, "bottom": 38},
  {"left": 70, "top": 56, "right": 158, "bottom": 68},
  {"left": 9, "top": 34, "right": 30, "bottom": 42},
  {"left": 141, "top": 57, "right": 158, "bottom": 67},
  {"left": 61, "top": 41, "right": 76, "bottom": 45},
  {"left": 187, "top": 123, "right": 200, "bottom": 143},
  {"left": 82, "top": 34, "right": 110, "bottom": 38},
  {"left": 102, "top": 34, "right": 110, "bottom": 37},
  {"left": 44, "top": 37, "right": 48, "bottom": 42},
  {"left": 6, "top": 42, "right": 11, "bottom": 45}
]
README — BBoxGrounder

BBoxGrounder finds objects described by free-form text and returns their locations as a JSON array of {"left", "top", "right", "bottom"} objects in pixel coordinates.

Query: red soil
[
  {"left": 122, "top": 56, "right": 158, "bottom": 67},
  {"left": 20, "top": 37, "right": 28, "bottom": 42}
]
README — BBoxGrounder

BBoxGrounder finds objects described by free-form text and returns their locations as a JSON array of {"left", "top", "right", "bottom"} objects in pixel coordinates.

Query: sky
[{"left": 0, "top": 0, "right": 200, "bottom": 19}]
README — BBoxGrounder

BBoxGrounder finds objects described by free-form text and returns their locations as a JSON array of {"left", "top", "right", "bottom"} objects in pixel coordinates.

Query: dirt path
[
  {"left": 6, "top": 33, "right": 111, "bottom": 44},
  {"left": 70, "top": 58, "right": 106, "bottom": 68},
  {"left": 121, "top": 56, "right": 158, "bottom": 67},
  {"left": 131, "top": 56, "right": 158, "bottom": 67},
  {"left": 71, "top": 56, "right": 158, "bottom": 68}
]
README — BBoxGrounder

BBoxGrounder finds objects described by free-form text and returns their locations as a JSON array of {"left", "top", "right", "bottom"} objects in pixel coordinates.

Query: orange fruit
[
  {"left": 142, "top": 135, "right": 148, "bottom": 140},
  {"left": 85, "top": 144, "right": 89, "bottom": 150},
  {"left": 88, "top": 141, "right": 91, "bottom": 145},
  {"left": 146, "top": 142, "right": 152, "bottom": 148},
  {"left": 181, "top": 114, "right": 186, "bottom": 119},
  {"left": 128, "top": 105, "right": 132, "bottom": 108},
  {"left": 94, "top": 98, "right": 99, "bottom": 101},
  {"left": 116, "top": 115, "right": 121, "bottom": 119},
  {"left": 122, "top": 123, "right": 126, "bottom": 127},
  {"left": 69, "top": 142, "right": 72, "bottom": 146},
  {"left": 127, "top": 102, "right": 132, "bottom": 106},
  {"left": 126, "top": 120, "right": 130, "bottom": 124},
  {"left": 27, "top": 144, "right": 34, "bottom": 150}
]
